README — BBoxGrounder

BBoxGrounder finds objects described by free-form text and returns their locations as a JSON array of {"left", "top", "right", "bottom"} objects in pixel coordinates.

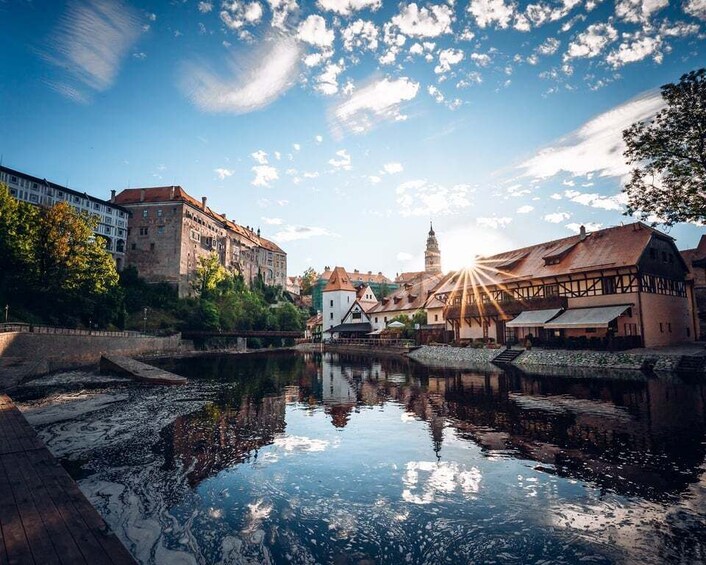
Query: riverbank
[{"left": 408, "top": 344, "right": 706, "bottom": 374}]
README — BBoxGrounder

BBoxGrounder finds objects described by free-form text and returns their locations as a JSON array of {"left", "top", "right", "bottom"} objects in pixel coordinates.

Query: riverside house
[{"left": 433, "top": 222, "right": 695, "bottom": 349}]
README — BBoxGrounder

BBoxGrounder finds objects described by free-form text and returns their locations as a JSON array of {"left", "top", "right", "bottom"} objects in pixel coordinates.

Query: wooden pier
[
  {"left": 0, "top": 394, "right": 136, "bottom": 564},
  {"left": 100, "top": 355, "right": 187, "bottom": 385}
]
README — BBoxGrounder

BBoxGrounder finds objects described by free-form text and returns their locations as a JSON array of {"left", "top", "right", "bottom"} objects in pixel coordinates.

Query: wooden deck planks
[{"left": 0, "top": 395, "right": 136, "bottom": 565}]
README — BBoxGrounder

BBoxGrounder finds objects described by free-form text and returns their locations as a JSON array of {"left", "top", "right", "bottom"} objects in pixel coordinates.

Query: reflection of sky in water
[{"left": 11, "top": 352, "right": 706, "bottom": 564}]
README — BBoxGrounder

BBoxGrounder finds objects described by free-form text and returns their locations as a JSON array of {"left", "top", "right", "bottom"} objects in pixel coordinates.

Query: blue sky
[{"left": 1, "top": 0, "right": 704, "bottom": 276}]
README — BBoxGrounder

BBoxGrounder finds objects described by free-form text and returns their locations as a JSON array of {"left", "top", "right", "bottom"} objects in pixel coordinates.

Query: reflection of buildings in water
[
  {"left": 283, "top": 385, "right": 301, "bottom": 404},
  {"left": 319, "top": 353, "right": 357, "bottom": 428},
  {"left": 162, "top": 394, "right": 286, "bottom": 487}
]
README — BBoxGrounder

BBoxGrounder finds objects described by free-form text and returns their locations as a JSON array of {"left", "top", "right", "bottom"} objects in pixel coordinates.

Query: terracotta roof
[
  {"left": 395, "top": 271, "right": 427, "bottom": 284},
  {"left": 114, "top": 186, "right": 285, "bottom": 254},
  {"left": 318, "top": 268, "right": 393, "bottom": 285},
  {"left": 323, "top": 266, "right": 357, "bottom": 292},
  {"left": 434, "top": 222, "right": 666, "bottom": 296},
  {"left": 369, "top": 273, "right": 445, "bottom": 314}
]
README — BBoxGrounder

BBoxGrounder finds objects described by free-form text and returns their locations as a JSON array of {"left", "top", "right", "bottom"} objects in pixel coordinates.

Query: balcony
[{"left": 444, "top": 295, "right": 568, "bottom": 320}]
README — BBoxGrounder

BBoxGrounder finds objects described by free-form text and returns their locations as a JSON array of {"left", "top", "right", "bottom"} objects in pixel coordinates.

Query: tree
[
  {"left": 623, "top": 68, "right": 706, "bottom": 225},
  {"left": 192, "top": 252, "right": 228, "bottom": 298},
  {"left": 300, "top": 267, "right": 317, "bottom": 296}
]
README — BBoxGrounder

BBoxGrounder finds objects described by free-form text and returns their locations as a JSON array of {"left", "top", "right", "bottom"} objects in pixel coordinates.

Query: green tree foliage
[
  {"left": 300, "top": 267, "right": 317, "bottom": 296},
  {"left": 192, "top": 252, "right": 228, "bottom": 298},
  {"left": 0, "top": 185, "right": 120, "bottom": 326},
  {"left": 623, "top": 68, "right": 706, "bottom": 225}
]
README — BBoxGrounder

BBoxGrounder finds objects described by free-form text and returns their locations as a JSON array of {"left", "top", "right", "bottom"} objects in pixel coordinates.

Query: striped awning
[
  {"left": 506, "top": 308, "right": 563, "bottom": 328},
  {"left": 544, "top": 305, "right": 632, "bottom": 329}
]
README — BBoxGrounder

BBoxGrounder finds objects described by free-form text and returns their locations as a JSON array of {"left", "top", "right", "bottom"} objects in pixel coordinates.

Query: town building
[
  {"left": 0, "top": 165, "right": 129, "bottom": 269},
  {"left": 312, "top": 268, "right": 396, "bottom": 312},
  {"left": 112, "top": 186, "right": 286, "bottom": 297},
  {"left": 395, "top": 222, "right": 444, "bottom": 283},
  {"left": 681, "top": 234, "right": 706, "bottom": 340},
  {"left": 368, "top": 273, "right": 445, "bottom": 331},
  {"left": 322, "top": 266, "right": 373, "bottom": 339},
  {"left": 434, "top": 223, "right": 695, "bottom": 349}
]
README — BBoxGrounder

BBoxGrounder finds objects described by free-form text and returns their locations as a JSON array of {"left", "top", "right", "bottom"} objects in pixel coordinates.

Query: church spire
[{"left": 425, "top": 221, "right": 441, "bottom": 274}]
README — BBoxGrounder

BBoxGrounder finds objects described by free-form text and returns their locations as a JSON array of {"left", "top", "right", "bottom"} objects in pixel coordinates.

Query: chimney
[
  {"left": 170, "top": 186, "right": 175, "bottom": 200},
  {"left": 579, "top": 225, "right": 587, "bottom": 241},
  {"left": 110, "top": 189, "right": 116, "bottom": 202},
  {"left": 222, "top": 212, "right": 226, "bottom": 219},
  {"left": 257, "top": 228, "right": 260, "bottom": 237},
  {"left": 140, "top": 189, "right": 145, "bottom": 202},
  {"left": 202, "top": 196, "right": 207, "bottom": 210}
]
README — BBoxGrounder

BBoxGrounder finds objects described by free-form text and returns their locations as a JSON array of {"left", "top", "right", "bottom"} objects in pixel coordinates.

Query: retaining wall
[
  {"left": 0, "top": 332, "right": 184, "bottom": 386},
  {"left": 408, "top": 345, "right": 500, "bottom": 364}
]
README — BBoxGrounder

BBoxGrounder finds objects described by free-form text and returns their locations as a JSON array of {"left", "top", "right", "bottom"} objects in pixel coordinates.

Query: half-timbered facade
[{"left": 434, "top": 223, "right": 694, "bottom": 349}]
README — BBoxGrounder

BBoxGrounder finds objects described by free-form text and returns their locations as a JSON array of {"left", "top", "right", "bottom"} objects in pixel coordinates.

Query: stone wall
[
  {"left": 408, "top": 345, "right": 500, "bottom": 364},
  {"left": 0, "top": 332, "right": 184, "bottom": 379}
]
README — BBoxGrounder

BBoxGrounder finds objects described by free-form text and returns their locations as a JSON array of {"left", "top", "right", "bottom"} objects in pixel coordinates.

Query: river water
[{"left": 11, "top": 352, "right": 706, "bottom": 564}]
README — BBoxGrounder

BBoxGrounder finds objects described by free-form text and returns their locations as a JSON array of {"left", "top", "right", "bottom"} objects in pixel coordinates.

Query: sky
[{"left": 1, "top": 0, "right": 704, "bottom": 277}]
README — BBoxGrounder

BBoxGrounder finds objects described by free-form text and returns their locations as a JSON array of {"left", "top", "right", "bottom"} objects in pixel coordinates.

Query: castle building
[
  {"left": 0, "top": 165, "right": 129, "bottom": 269},
  {"left": 322, "top": 266, "right": 373, "bottom": 338},
  {"left": 113, "top": 186, "right": 286, "bottom": 297}
]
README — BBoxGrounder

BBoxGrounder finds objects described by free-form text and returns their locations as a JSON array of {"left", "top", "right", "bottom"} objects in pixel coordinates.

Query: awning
[
  {"left": 506, "top": 308, "right": 563, "bottom": 328},
  {"left": 327, "top": 322, "right": 372, "bottom": 333},
  {"left": 544, "top": 305, "right": 632, "bottom": 329}
]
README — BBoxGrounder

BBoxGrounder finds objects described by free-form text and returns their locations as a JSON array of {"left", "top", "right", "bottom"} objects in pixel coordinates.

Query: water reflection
[{"left": 13, "top": 352, "right": 706, "bottom": 564}]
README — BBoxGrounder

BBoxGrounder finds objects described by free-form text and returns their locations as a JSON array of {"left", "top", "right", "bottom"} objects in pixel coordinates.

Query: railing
[
  {"left": 327, "top": 337, "right": 415, "bottom": 349},
  {"left": 444, "top": 295, "right": 568, "bottom": 319},
  {"left": 0, "top": 323, "right": 147, "bottom": 338}
]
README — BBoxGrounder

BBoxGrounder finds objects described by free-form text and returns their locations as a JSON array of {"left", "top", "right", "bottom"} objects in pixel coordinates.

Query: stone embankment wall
[
  {"left": 408, "top": 345, "right": 695, "bottom": 373},
  {"left": 408, "top": 346, "right": 500, "bottom": 364},
  {"left": 0, "top": 332, "right": 185, "bottom": 384}
]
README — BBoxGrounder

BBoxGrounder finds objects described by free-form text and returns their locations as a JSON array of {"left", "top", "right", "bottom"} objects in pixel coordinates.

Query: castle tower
[{"left": 425, "top": 222, "right": 442, "bottom": 274}]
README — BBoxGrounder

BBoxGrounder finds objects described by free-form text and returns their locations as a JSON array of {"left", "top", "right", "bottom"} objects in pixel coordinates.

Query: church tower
[{"left": 425, "top": 222, "right": 442, "bottom": 274}]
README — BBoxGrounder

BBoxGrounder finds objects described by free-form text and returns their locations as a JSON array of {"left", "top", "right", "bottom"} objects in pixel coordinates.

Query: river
[{"left": 11, "top": 351, "right": 706, "bottom": 564}]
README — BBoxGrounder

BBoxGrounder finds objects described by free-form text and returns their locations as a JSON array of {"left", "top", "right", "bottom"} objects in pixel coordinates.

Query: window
[
  {"left": 330, "top": 300, "right": 333, "bottom": 307},
  {"left": 330, "top": 312, "right": 334, "bottom": 320},
  {"left": 668, "top": 322, "right": 672, "bottom": 333},
  {"left": 94, "top": 203, "right": 101, "bottom": 210},
  {"left": 602, "top": 277, "right": 616, "bottom": 295},
  {"left": 150, "top": 243, "right": 155, "bottom": 251},
  {"left": 157, "top": 226, "right": 164, "bottom": 235},
  {"left": 435, "top": 314, "right": 439, "bottom": 322},
  {"left": 104, "top": 226, "right": 112, "bottom": 234},
  {"left": 352, "top": 311, "right": 362, "bottom": 320},
  {"left": 105, "top": 208, "right": 112, "bottom": 215},
  {"left": 131, "top": 243, "right": 137, "bottom": 250},
  {"left": 659, "top": 322, "right": 664, "bottom": 333},
  {"left": 544, "top": 284, "right": 558, "bottom": 297},
  {"left": 375, "top": 317, "right": 378, "bottom": 323},
  {"left": 73, "top": 196, "right": 80, "bottom": 203},
  {"left": 142, "top": 209, "right": 148, "bottom": 218},
  {"left": 190, "top": 229, "right": 201, "bottom": 242},
  {"left": 139, "top": 227, "right": 148, "bottom": 236},
  {"left": 157, "top": 209, "right": 163, "bottom": 217}
]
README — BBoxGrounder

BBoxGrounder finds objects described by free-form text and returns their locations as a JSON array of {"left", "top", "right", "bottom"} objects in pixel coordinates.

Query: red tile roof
[
  {"left": 369, "top": 273, "right": 445, "bottom": 314},
  {"left": 114, "top": 186, "right": 285, "bottom": 254},
  {"left": 434, "top": 222, "right": 665, "bottom": 295},
  {"left": 323, "top": 266, "right": 357, "bottom": 292},
  {"left": 319, "top": 268, "right": 393, "bottom": 285}
]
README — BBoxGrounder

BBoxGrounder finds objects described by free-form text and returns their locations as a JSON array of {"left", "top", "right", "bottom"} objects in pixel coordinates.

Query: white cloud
[
  {"left": 252, "top": 164, "right": 279, "bottom": 186},
  {"left": 271, "top": 225, "right": 337, "bottom": 242},
  {"left": 550, "top": 192, "right": 562, "bottom": 199},
  {"left": 329, "top": 149, "right": 352, "bottom": 170},
  {"left": 685, "top": 0, "right": 706, "bottom": 19},
  {"left": 214, "top": 167, "right": 234, "bottom": 179},
  {"left": 392, "top": 3, "right": 454, "bottom": 37},
  {"left": 332, "top": 77, "right": 420, "bottom": 134},
  {"left": 317, "top": 0, "right": 381, "bottom": 15},
  {"left": 517, "top": 205, "right": 534, "bottom": 213},
  {"left": 220, "top": 1, "right": 264, "bottom": 30},
  {"left": 468, "top": 0, "right": 517, "bottom": 29},
  {"left": 182, "top": 36, "right": 300, "bottom": 113},
  {"left": 396, "top": 180, "right": 472, "bottom": 217},
  {"left": 44, "top": 0, "right": 142, "bottom": 100},
  {"left": 564, "top": 190, "right": 627, "bottom": 210},
  {"left": 262, "top": 216, "right": 284, "bottom": 225},
  {"left": 477, "top": 216, "right": 512, "bottom": 228},
  {"left": 198, "top": 1, "right": 213, "bottom": 13},
  {"left": 536, "top": 37, "right": 560, "bottom": 56},
  {"left": 606, "top": 35, "right": 662, "bottom": 68},
  {"left": 469, "top": 52, "right": 491, "bottom": 67},
  {"left": 297, "top": 15, "right": 334, "bottom": 47},
  {"left": 566, "top": 222, "right": 603, "bottom": 233},
  {"left": 267, "top": 0, "right": 298, "bottom": 30},
  {"left": 615, "top": 0, "right": 668, "bottom": 22},
  {"left": 383, "top": 162, "right": 404, "bottom": 174},
  {"left": 366, "top": 174, "right": 382, "bottom": 183},
  {"left": 544, "top": 212, "right": 571, "bottom": 223},
  {"left": 315, "top": 60, "right": 345, "bottom": 95},
  {"left": 251, "top": 150, "right": 269, "bottom": 164},
  {"left": 397, "top": 251, "right": 414, "bottom": 261},
  {"left": 564, "top": 22, "right": 618, "bottom": 60},
  {"left": 435, "top": 48, "right": 464, "bottom": 73},
  {"left": 518, "top": 91, "right": 664, "bottom": 179},
  {"left": 341, "top": 19, "right": 379, "bottom": 51},
  {"left": 315, "top": 134, "right": 324, "bottom": 143}
]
